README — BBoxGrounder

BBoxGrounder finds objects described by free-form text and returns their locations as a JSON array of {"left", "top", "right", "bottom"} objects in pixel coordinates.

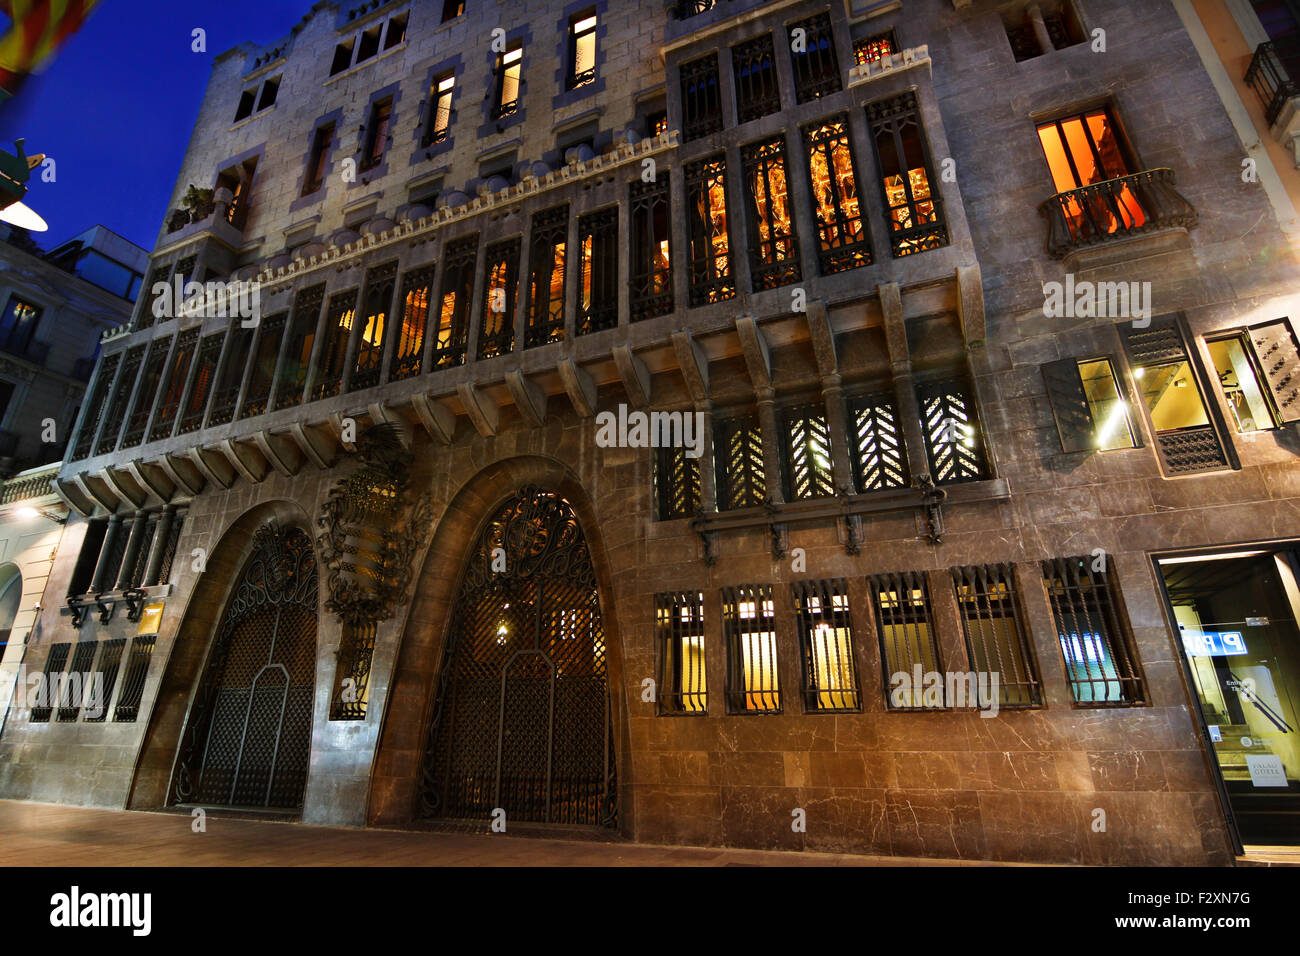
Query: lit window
[
  {"left": 853, "top": 30, "right": 895, "bottom": 66},
  {"left": 869, "top": 572, "right": 941, "bottom": 709},
  {"left": 741, "top": 136, "right": 801, "bottom": 290},
  {"left": 917, "top": 378, "right": 989, "bottom": 484},
  {"left": 655, "top": 444, "right": 700, "bottom": 520},
  {"left": 684, "top": 156, "right": 733, "bottom": 306},
  {"left": 479, "top": 239, "right": 519, "bottom": 360},
  {"left": 803, "top": 116, "right": 871, "bottom": 273},
  {"left": 714, "top": 414, "right": 765, "bottom": 510},
  {"left": 1043, "top": 556, "right": 1145, "bottom": 705},
  {"left": 433, "top": 236, "right": 476, "bottom": 368},
  {"left": 722, "top": 585, "right": 779, "bottom": 712},
  {"left": 953, "top": 564, "right": 1042, "bottom": 708},
  {"left": 494, "top": 43, "right": 523, "bottom": 119},
  {"left": 782, "top": 402, "right": 834, "bottom": 499},
  {"left": 384, "top": 13, "right": 407, "bottom": 50},
  {"left": 526, "top": 205, "right": 567, "bottom": 347},
  {"left": 792, "top": 579, "right": 859, "bottom": 712},
  {"left": 867, "top": 91, "right": 947, "bottom": 257},
  {"left": 656, "top": 591, "right": 707, "bottom": 714},
  {"left": 390, "top": 266, "right": 433, "bottom": 380},
  {"left": 1036, "top": 109, "right": 1145, "bottom": 238},
  {"left": 351, "top": 262, "right": 396, "bottom": 391},
  {"left": 577, "top": 208, "right": 617, "bottom": 334},
  {"left": 424, "top": 73, "right": 455, "bottom": 146},
  {"left": 1208, "top": 334, "right": 1278, "bottom": 433},
  {"left": 0, "top": 296, "right": 43, "bottom": 355},
  {"left": 630, "top": 176, "right": 672, "bottom": 320},
  {"left": 568, "top": 13, "right": 597, "bottom": 89}
]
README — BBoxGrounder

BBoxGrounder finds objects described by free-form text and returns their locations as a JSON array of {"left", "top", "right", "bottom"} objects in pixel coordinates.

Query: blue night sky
[{"left": 0, "top": 0, "right": 313, "bottom": 252}]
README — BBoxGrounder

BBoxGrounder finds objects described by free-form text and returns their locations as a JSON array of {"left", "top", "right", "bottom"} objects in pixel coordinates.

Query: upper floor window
[
  {"left": 732, "top": 34, "right": 780, "bottom": 122},
  {"left": 680, "top": 53, "right": 722, "bottom": 141},
  {"left": 671, "top": 0, "right": 715, "bottom": 17},
  {"left": 179, "top": 333, "right": 222, "bottom": 435},
  {"left": 0, "top": 296, "right": 43, "bottom": 357},
  {"left": 953, "top": 564, "right": 1043, "bottom": 708},
  {"left": 313, "top": 289, "right": 358, "bottom": 400},
  {"left": 577, "top": 207, "right": 618, "bottom": 334},
  {"left": 714, "top": 413, "right": 765, "bottom": 510},
  {"left": 527, "top": 205, "right": 567, "bottom": 348},
  {"left": 803, "top": 115, "right": 870, "bottom": 273},
  {"left": 684, "top": 155, "right": 734, "bottom": 306},
  {"left": 741, "top": 136, "right": 801, "bottom": 290},
  {"left": 853, "top": 29, "right": 895, "bottom": 66},
  {"left": 216, "top": 159, "right": 256, "bottom": 231},
  {"left": 630, "top": 176, "right": 673, "bottom": 321},
  {"left": 442, "top": 0, "right": 465, "bottom": 22},
  {"left": 302, "top": 123, "right": 334, "bottom": 196},
  {"left": 722, "top": 584, "right": 780, "bottom": 713},
  {"left": 868, "top": 571, "right": 940, "bottom": 709},
  {"left": 361, "top": 98, "right": 393, "bottom": 170},
  {"left": 1005, "top": 1, "right": 1084, "bottom": 62},
  {"left": 791, "top": 578, "right": 859, "bottom": 712},
  {"left": 788, "top": 12, "right": 841, "bottom": 103},
  {"left": 1042, "top": 357, "right": 1137, "bottom": 453},
  {"left": 567, "top": 12, "right": 598, "bottom": 90},
  {"left": 655, "top": 443, "right": 701, "bottom": 520},
  {"left": 423, "top": 72, "right": 455, "bottom": 146},
  {"left": 867, "top": 91, "right": 947, "bottom": 257},
  {"left": 917, "top": 378, "right": 989, "bottom": 484},
  {"left": 433, "top": 235, "right": 477, "bottom": 368},
  {"left": 1209, "top": 319, "right": 1300, "bottom": 430},
  {"left": 647, "top": 110, "right": 668, "bottom": 137},
  {"left": 847, "top": 392, "right": 907, "bottom": 491},
  {"left": 493, "top": 42, "right": 523, "bottom": 119},
  {"left": 390, "top": 265, "right": 433, "bottom": 381},
  {"left": 352, "top": 262, "right": 397, "bottom": 392},
  {"left": 234, "top": 75, "right": 279, "bottom": 122},
  {"left": 330, "top": 12, "right": 407, "bottom": 76},
  {"left": 782, "top": 402, "right": 834, "bottom": 499},
  {"left": 479, "top": 238, "right": 520, "bottom": 359},
  {"left": 1036, "top": 107, "right": 1142, "bottom": 232}
]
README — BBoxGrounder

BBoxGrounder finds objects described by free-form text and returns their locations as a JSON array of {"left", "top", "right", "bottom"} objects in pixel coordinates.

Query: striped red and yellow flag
[{"left": 0, "top": 0, "right": 100, "bottom": 97}]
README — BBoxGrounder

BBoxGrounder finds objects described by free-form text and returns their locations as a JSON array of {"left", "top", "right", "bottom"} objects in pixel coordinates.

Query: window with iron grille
[
  {"left": 95, "top": 346, "right": 143, "bottom": 454},
  {"left": 57, "top": 640, "right": 98, "bottom": 721},
  {"left": 240, "top": 313, "right": 286, "bottom": 419},
  {"left": 1042, "top": 556, "right": 1146, "bottom": 705},
  {"left": 422, "top": 72, "right": 455, "bottom": 147},
  {"left": 390, "top": 265, "right": 433, "bottom": 380},
  {"left": 330, "top": 621, "right": 376, "bottom": 720},
  {"left": 732, "top": 35, "right": 780, "bottom": 122},
  {"left": 741, "top": 136, "right": 801, "bottom": 290},
  {"left": 782, "top": 402, "right": 835, "bottom": 499},
  {"left": 30, "top": 642, "right": 69, "bottom": 722},
  {"left": 791, "top": 578, "right": 859, "bottom": 712},
  {"left": 854, "top": 29, "right": 896, "bottom": 65},
  {"left": 655, "top": 591, "right": 707, "bottom": 714},
  {"left": 1121, "top": 317, "right": 1228, "bottom": 476},
  {"left": 671, "top": 0, "right": 715, "bottom": 17},
  {"left": 154, "top": 511, "right": 185, "bottom": 586},
  {"left": 492, "top": 41, "right": 523, "bottom": 120},
  {"left": 788, "top": 12, "right": 841, "bottom": 103},
  {"left": 276, "top": 285, "right": 325, "bottom": 409},
  {"left": 917, "top": 378, "right": 989, "bottom": 484},
  {"left": 952, "top": 564, "right": 1042, "bottom": 708},
  {"left": 479, "top": 238, "right": 520, "bottom": 359},
  {"left": 351, "top": 262, "right": 397, "bottom": 391},
  {"left": 177, "top": 332, "right": 223, "bottom": 434},
  {"left": 868, "top": 571, "right": 942, "bottom": 709},
  {"left": 313, "top": 289, "right": 358, "bottom": 400},
  {"left": 149, "top": 328, "right": 199, "bottom": 442},
  {"left": 847, "top": 393, "right": 907, "bottom": 492},
  {"left": 630, "top": 176, "right": 673, "bottom": 321},
  {"left": 803, "top": 115, "right": 871, "bottom": 273},
  {"left": 714, "top": 414, "right": 766, "bottom": 510},
  {"left": 722, "top": 584, "right": 780, "bottom": 713},
  {"left": 71, "top": 351, "right": 121, "bottom": 460},
  {"left": 136, "top": 263, "right": 170, "bottom": 332},
  {"left": 85, "top": 638, "right": 126, "bottom": 723},
  {"left": 113, "top": 635, "right": 157, "bottom": 722},
  {"left": 867, "top": 91, "right": 948, "bottom": 257},
  {"left": 655, "top": 444, "right": 701, "bottom": 520},
  {"left": 527, "top": 205, "right": 567, "bottom": 347},
  {"left": 433, "top": 235, "right": 477, "bottom": 368},
  {"left": 577, "top": 208, "right": 618, "bottom": 334},
  {"left": 680, "top": 53, "right": 722, "bottom": 141},
  {"left": 67, "top": 520, "right": 106, "bottom": 597},
  {"left": 567, "top": 11, "right": 598, "bottom": 90},
  {"left": 120, "top": 336, "right": 172, "bottom": 448},
  {"left": 685, "top": 156, "right": 735, "bottom": 307}
]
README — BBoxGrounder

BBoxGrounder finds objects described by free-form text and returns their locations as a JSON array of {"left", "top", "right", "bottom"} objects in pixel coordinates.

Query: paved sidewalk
[{"left": 0, "top": 799, "right": 1012, "bottom": 866}]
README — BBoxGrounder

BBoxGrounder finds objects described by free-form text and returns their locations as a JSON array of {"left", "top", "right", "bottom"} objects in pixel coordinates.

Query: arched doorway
[
  {"left": 420, "top": 485, "right": 616, "bottom": 827},
  {"left": 170, "top": 521, "right": 318, "bottom": 811}
]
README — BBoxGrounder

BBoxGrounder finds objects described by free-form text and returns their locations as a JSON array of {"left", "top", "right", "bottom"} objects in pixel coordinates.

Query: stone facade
[{"left": 2, "top": 0, "right": 1299, "bottom": 864}]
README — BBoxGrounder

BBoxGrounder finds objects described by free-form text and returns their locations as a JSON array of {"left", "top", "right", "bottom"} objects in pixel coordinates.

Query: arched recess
[
  {"left": 128, "top": 500, "right": 319, "bottom": 812},
  {"left": 367, "top": 456, "right": 629, "bottom": 830}
]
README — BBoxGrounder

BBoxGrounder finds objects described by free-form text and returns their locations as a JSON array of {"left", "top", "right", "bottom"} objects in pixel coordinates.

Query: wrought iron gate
[
  {"left": 421, "top": 486, "right": 617, "bottom": 827},
  {"left": 171, "top": 522, "right": 318, "bottom": 811}
]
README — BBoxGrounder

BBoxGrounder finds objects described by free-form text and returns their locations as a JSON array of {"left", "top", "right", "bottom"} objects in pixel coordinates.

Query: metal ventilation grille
[
  {"left": 722, "top": 585, "right": 780, "bottom": 713},
  {"left": 330, "top": 621, "right": 376, "bottom": 721},
  {"left": 655, "top": 591, "right": 708, "bottom": 714},
  {"left": 791, "top": 578, "right": 860, "bottom": 712},
  {"left": 30, "top": 643, "right": 69, "bottom": 722},
  {"left": 655, "top": 445, "right": 701, "bottom": 520},
  {"left": 918, "top": 379, "right": 988, "bottom": 484},
  {"left": 782, "top": 403, "right": 835, "bottom": 500},
  {"left": 952, "top": 564, "right": 1042, "bottom": 708},
  {"left": 85, "top": 638, "right": 126, "bottom": 723},
  {"left": 714, "top": 414, "right": 766, "bottom": 510},
  {"left": 113, "top": 635, "right": 156, "bottom": 722},
  {"left": 848, "top": 393, "right": 907, "bottom": 491},
  {"left": 868, "top": 571, "right": 942, "bottom": 709},
  {"left": 57, "top": 640, "right": 99, "bottom": 721},
  {"left": 1042, "top": 556, "right": 1146, "bottom": 705},
  {"left": 391, "top": 265, "right": 434, "bottom": 380}
]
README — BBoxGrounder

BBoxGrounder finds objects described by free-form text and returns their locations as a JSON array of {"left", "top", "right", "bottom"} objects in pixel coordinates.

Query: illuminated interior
[
  {"left": 1036, "top": 109, "right": 1145, "bottom": 236},
  {"left": 802, "top": 592, "right": 857, "bottom": 710},
  {"left": 1208, "top": 336, "right": 1276, "bottom": 433},
  {"left": 805, "top": 119, "right": 866, "bottom": 267},
  {"left": 1132, "top": 360, "right": 1210, "bottom": 433},
  {"left": 396, "top": 285, "right": 427, "bottom": 366},
  {"left": 429, "top": 75, "right": 454, "bottom": 142},
  {"left": 355, "top": 304, "right": 384, "bottom": 374},
  {"left": 747, "top": 141, "right": 794, "bottom": 267},
  {"left": 735, "top": 596, "right": 779, "bottom": 711},
  {"left": 854, "top": 32, "right": 894, "bottom": 66},
  {"left": 483, "top": 257, "right": 511, "bottom": 341},
  {"left": 572, "top": 14, "right": 597, "bottom": 85},
  {"left": 1078, "top": 358, "right": 1136, "bottom": 450},
  {"left": 875, "top": 121, "right": 936, "bottom": 252},
  {"left": 499, "top": 45, "right": 522, "bottom": 112}
]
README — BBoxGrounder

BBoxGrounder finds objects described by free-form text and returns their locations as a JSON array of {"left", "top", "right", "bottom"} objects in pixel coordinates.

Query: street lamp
[{"left": 14, "top": 506, "right": 66, "bottom": 525}]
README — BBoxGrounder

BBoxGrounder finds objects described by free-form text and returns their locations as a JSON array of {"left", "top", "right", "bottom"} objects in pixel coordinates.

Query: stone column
[
  {"left": 695, "top": 400, "right": 716, "bottom": 512},
  {"left": 1028, "top": 4, "right": 1054, "bottom": 55},
  {"left": 90, "top": 514, "right": 124, "bottom": 592},
  {"left": 144, "top": 506, "right": 176, "bottom": 587},
  {"left": 115, "top": 511, "right": 150, "bottom": 590},
  {"left": 821, "top": 373, "right": 855, "bottom": 494},
  {"left": 756, "top": 387, "right": 784, "bottom": 504}
]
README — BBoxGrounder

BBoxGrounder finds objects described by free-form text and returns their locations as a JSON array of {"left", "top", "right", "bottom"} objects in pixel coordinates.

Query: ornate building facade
[{"left": 2, "top": 0, "right": 1299, "bottom": 864}]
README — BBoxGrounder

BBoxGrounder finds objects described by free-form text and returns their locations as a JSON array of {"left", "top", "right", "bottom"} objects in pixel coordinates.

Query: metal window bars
[
  {"left": 30, "top": 642, "right": 69, "bottom": 722},
  {"left": 275, "top": 285, "right": 326, "bottom": 410},
  {"left": 526, "top": 206, "right": 568, "bottom": 348},
  {"left": 329, "top": 620, "right": 377, "bottom": 720},
  {"left": 1042, "top": 556, "right": 1146, "bottom": 705},
  {"left": 432, "top": 235, "right": 477, "bottom": 368},
  {"left": 135, "top": 263, "right": 171, "bottom": 332},
  {"left": 57, "top": 640, "right": 98, "bottom": 721},
  {"left": 119, "top": 336, "right": 172, "bottom": 449},
  {"left": 655, "top": 591, "right": 708, "bottom": 714},
  {"left": 671, "top": 0, "right": 715, "bottom": 19},
  {"left": 177, "top": 332, "right": 224, "bottom": 434},
  {"left": 85, "top": 638, "right": 126, "bottom": 723},
  {"left": 312, "top": 288, "right": 359, "bottom": 400},
  {"left": 854, "top": 30, "right": 895, "bottom": 66},
  {"left": 685, "top": 156, "right": 735, "bottom": 307},
  {"left": 791, "top": 578, "right": 859, "bottom": 712},
  {"left": 479, "top": 237, "right": 520, "bottom": 359},
  {"left": 390, "top": 265, "right": 434, "bottom": 380},
  {"left": 149, "top": 328, "right": 200, "bottom": 442},
  {"left": 847, "top": 393, "right": 907, "bottom": 492},
  {"left": 917, "top": 378, "right": 989, "bottom": 484},
  {"left": 577, "top": 208, "right": 618, "bottom": 334},
  {"left": 350, "top": 261, "right": 398, "bottom": 391},
  {"left": 70, "top": 350, "right": 121, "bottom": 460},
  {"left": 741, "top": 137, "right": 802, "bottom": 290},
  {"left": 113, "top": 635, "right": 156, "bottom": 722},
  {"left": 722, "top": 585, "right": 781, "bottom": 713},
  {"left": 630, "top": 176, "right": 673, "bottom": 321},
  {"left": 680, "top": 53, "right": 723, "bottom": 141},
  {"left": 782, "top": 402, "right": 835, "bottom": 500},
  {"left": 803, "top": 115, "right": 872, "bottom": 273},
  {"left": 732, "top": 35, "right": 780, "bottom": 122},
  {"left": 714, "top": 414, "right": 766, "bottom": 510},
  {"left": 789, "top": 13, "right": 842, "bottom": 103},
  {"left": 239, "top": 313, "right": 286, "bottom": 419},
  {"left": 868, "top": 571, "right": 942, "bottom": 709},
  {"left": 655, "top": 444, "right": 701, "bottom": 521},
  {"left": 155, "top": 512, "right": 184, "bottom": 586},
  {"left": 866, "top": 91, "right": 948, "bottom": 257},
  {"left": 952, "top": 564, "right": 1042, "bottom": 708}
]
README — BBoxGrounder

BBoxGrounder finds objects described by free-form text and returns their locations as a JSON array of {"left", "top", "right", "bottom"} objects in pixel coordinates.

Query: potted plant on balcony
[{"left": 179, "top": 184, "right": 215, "bottom": 225}]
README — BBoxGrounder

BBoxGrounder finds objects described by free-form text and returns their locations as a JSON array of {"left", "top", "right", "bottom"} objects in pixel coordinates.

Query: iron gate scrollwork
[
  {"left": 171, "top": 521, "right": 318, "bottom": 810},
  {"left": 420, "top": 486, "right": 617, "bottom": 827}
]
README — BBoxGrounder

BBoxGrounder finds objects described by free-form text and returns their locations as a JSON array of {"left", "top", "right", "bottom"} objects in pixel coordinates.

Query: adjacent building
[{"left": 1, "top": 0, "right": 1298, "bottom": 864}]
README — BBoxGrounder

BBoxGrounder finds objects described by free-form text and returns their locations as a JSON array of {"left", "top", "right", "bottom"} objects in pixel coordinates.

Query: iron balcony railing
[
  {"left": 1246, "top": 38, "right": 1300, "bottom": 126},
  {"left": 1039, "top": 168, "right": 1196, "bottom": 259}
]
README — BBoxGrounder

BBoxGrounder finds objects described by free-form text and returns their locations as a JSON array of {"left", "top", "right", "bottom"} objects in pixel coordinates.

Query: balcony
[
  {"left": 1246, "top": 38, "right": 1300, "bottom": 127},
  {"left": 1039, "top": 168, "right": 1197, "bottom": 260}
]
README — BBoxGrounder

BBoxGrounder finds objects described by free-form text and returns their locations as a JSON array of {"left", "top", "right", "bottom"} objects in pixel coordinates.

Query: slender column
[
  {"left": 114, "top": 510, "right": 149, "bottom": 590},
  {"left": 144, "top": 506, "right": 176, "bottom": 587},
  {"left": 1028, "top": 4, "right": 1054, "bottom": 54},
  {"left": 90, "top": 514, "right": 124, "bottom": 592},
  {"left": 695, "top": 400, "right": 716, "bottom": 512},
  {"left": 821, "top": 374, "right": 855, "bottom": 494},
  {"left": 756, "top": 387, "right": 785, "bottom": 504}
]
